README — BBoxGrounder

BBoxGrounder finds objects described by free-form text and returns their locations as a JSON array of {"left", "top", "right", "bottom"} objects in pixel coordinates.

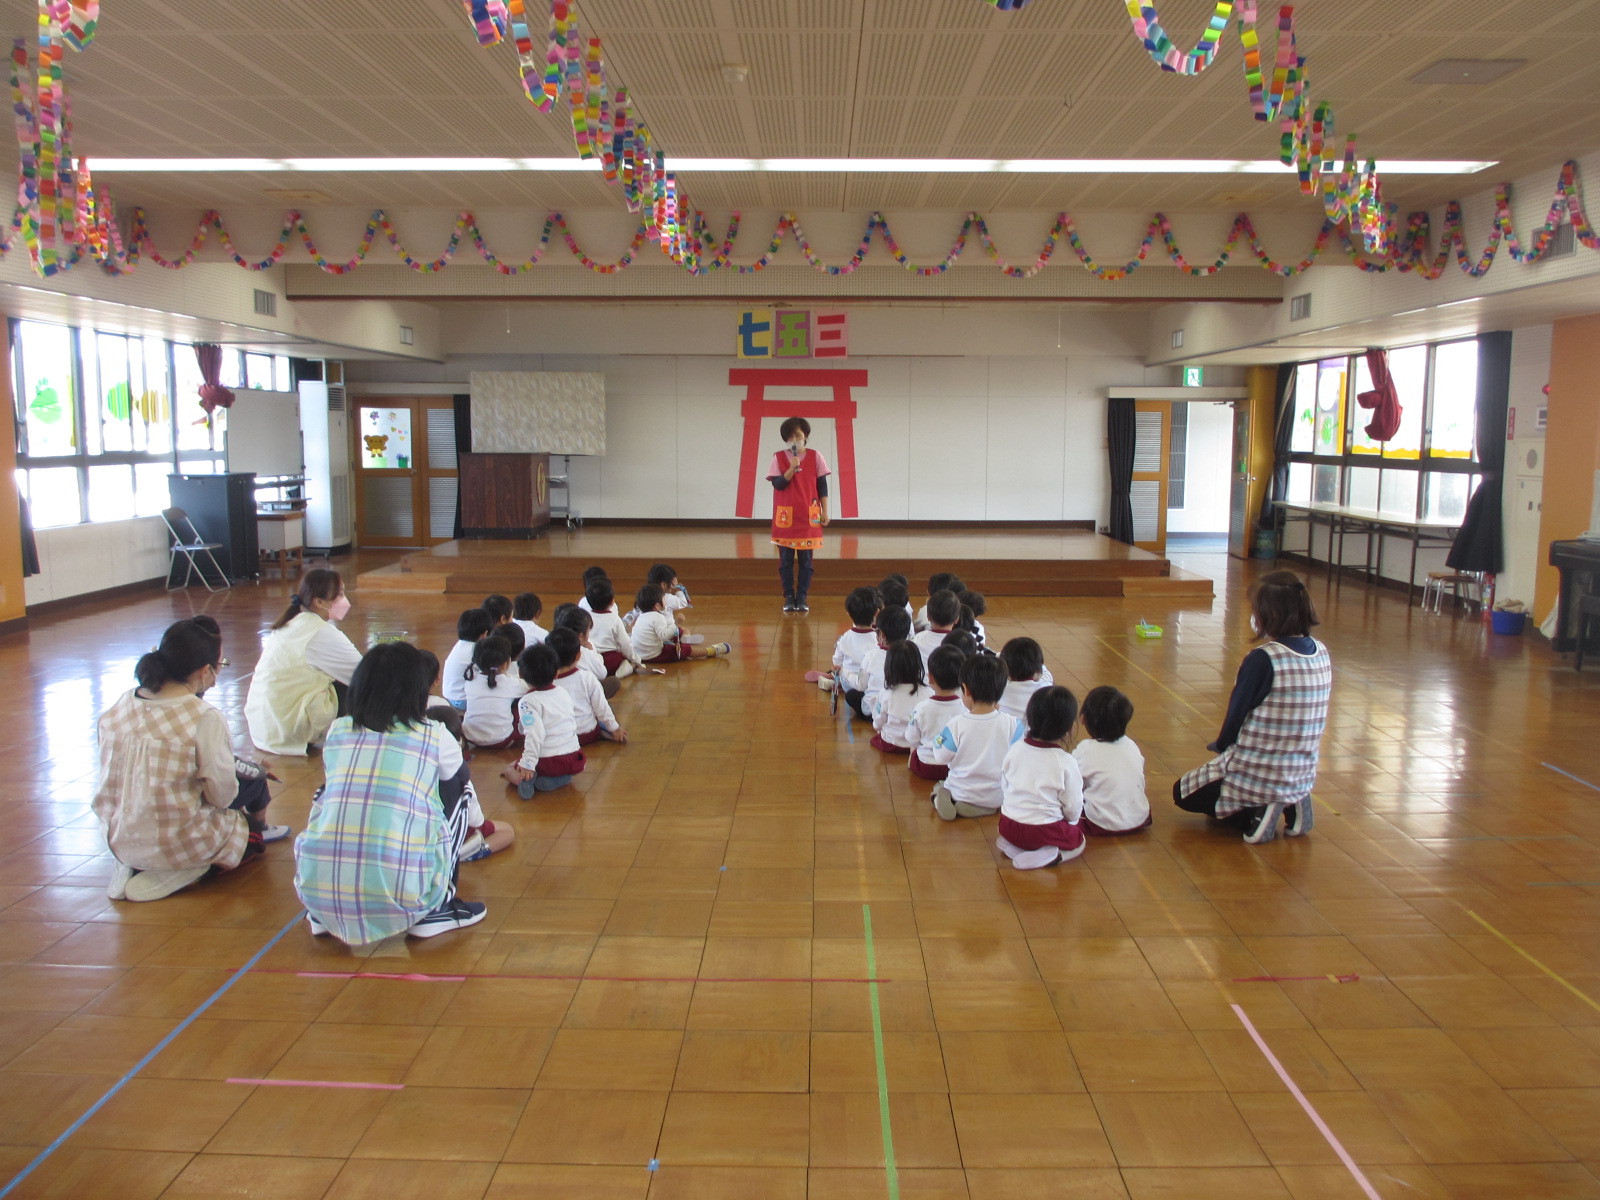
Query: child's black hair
[
  {"left": 468, "top": 635, "right": 513, "bottom": 689},
  {"left": 553, "top": 603, "right": 592, "bottom": 635},
  {"left": 585, "top": 577, "right": 616, "bottom": 612},
  {"left": 1000, "top": 636, "right": 1044, "bottom": 682},
  {"left": 347, "top": 641, "right": 431, "bottom": 733},
  {"left": 500, "top": 621, "right": 526, "bottom": 659},
  {"left": 926, "top": 571, "right": 956, "bottom": 597},
  {"left": 1026, "top": 685, "right": 1079, "bottom": 743},
  {"left": 419, "top": 648, "right": 441, "bottom": 689},
  {"left": 513, "top": 592, "right": 542, "bottom": 621},
  {"left": 947, "top": 576, "right": 967, "bottom": 596},
  {"left": 1081, "top": 685, "right": 1134, "bottom": 742},
  {"left": 545, "top": 626, "right": 582, "bottom": 669},
  {"left": 883, "top": 640, "right": 926, "bottom": 690},
  {"left": 877, "top": 577, "right": 909, "bottom": 612},
  {"left": 961, "top": 589, "right": 986, "bottom": 618},
  {"left": 927, "top": 645, "right": 964, "bottom": 692},
  {"left": 636, "top": 583, "right": 664, "bottom": 614},
  {"left": 518, "top": 642, "right": 559, "bottom": 690},
  {"left": 135, "top": 619, "right": 222, "bottom": 691},
  {"left": 942, "top": 629, "right": 978, "bottom": 658},
  {"left": 482, "top": 594, "right": 513, "bottom": 623},
  {"left": 875, "top": 606, "right": 912, "bottom": 644},
  {"left": 647, "top": 563, "right": 677, "bottom": 589},
  {"left": 925, "top": 589, "right": 961, "bottom": 629},
  {"left": 582, "top": 565, "right": 609, "bottom": 585},
  {"left": 457, "top": 608, "right": 495, "bottom": 642},
  {"left": 959, "top": 653, "right": 1008, "bottom": 705},
  {"left": 884, "top": 572, "right": 908, "bottom": 589},
  {"left": 956, "top": 603, "right": 979, "bottom": 638},
  {"left": 845, "top": 585, "right": 880, "bottom": 627}
]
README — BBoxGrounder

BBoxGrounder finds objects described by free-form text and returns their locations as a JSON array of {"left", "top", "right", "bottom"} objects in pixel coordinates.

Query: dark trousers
[
  {"left": 1172, "top": 778, "right": 1260, "bottom": 830},
  {"left": 778, "top": 547, "right": 814, "bottom": 601},
  {"left": 845, "top": 689, "right": 868, "bottom": 719}
]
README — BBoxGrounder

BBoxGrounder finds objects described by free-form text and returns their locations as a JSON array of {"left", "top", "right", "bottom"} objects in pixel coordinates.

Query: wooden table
[{"left": 1275, "top": 502, "right": 1462, "bottom": 605}]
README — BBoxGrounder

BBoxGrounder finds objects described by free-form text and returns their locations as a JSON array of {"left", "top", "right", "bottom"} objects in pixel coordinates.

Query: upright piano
[{"left": 1549, "top": 539, "right": 1600, "bottom": 652}]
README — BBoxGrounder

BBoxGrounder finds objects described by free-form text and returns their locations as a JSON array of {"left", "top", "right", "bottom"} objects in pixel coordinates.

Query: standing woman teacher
[
  {"left": 246, "top": 568, "right": 364, "bottom": 755},
  {"left": 768, "top": 416, "right": 831, "bottom": 613}
]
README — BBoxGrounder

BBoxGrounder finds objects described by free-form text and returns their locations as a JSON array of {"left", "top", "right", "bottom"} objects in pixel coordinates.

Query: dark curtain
[
  {"left": 1446, "top": 330, "right": 1512, "bottom": 573},
  {"left": 194, "top": 344, "right": 236, "bottom": 415},
  {"left": 18, "top": 497, "right": 37, "bottom": 577},
  {"left": 1259, "top": 362, "right": 1297, "bottom": 526},
  {"left": 1107, "top": 397, "right": 1135, "bottom": 545},
  {"left": 452, "top": 393, "right": 471, "bottom": 539},
  {"left": 287, "top": 358, "right": 321, "bottom": 388}
]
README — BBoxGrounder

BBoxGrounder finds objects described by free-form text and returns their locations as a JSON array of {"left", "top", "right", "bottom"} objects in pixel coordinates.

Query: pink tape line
[
  {"left": 1230, "top": 1004, "right": 1382, "bottom": 1200},
  {"left": 227, "top": 1078, "right": 403, "bottom": 1090}
]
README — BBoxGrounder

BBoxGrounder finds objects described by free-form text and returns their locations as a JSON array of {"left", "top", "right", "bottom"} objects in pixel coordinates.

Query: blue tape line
[
  {"left": 647, "top": 1158, "right": 659, "bottom": 1171},
  {"left": 1543, "top": 762, "right": 1600, "bottom": 793},
  {"left": 0, "top": 911, "right": 304, "bottom": 1198}
]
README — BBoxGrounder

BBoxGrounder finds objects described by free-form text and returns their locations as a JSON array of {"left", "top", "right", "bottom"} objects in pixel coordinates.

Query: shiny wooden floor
[{"left": 1, "top": 549, "right": 1598, "bottom": 1199}]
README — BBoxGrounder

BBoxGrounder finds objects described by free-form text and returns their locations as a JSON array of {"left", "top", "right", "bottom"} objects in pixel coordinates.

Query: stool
[
  {"left": 256, "top": 512, "right": 305, "bottom": 577},
  {"left": 1420, "top": 571, "right": 1481, "bottom": 615},
  {"left": 1576, "top": 593, "right": 1600, "bottom": 671}
]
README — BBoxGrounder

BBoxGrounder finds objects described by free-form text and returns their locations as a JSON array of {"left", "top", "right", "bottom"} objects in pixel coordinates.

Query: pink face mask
[{"left": 328, "top": 594, "right": 351, "bottom": 621}]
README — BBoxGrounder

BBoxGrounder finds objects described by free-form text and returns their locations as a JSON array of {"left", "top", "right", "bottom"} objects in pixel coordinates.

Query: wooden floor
[
  {"left": 358, "top": 526, "right": 1213, "bottom": 600},
  {"left": 1, "top": 548, "right": 1598, "bottom": 1199}
]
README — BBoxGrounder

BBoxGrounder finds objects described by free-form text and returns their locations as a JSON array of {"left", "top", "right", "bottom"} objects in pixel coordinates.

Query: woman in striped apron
[{"left": 1174, "top": 571, "right": 1332, "bottom": 844}]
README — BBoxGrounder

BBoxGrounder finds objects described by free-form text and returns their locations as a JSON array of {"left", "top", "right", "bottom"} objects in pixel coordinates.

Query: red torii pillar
[{"left": 731, "top": 367, "right": 867, "bottom": 520}]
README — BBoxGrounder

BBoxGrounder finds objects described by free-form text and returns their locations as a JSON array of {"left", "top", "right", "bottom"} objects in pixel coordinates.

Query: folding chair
[{"left": 161, "top": 507, "right": 232, "bottom": 592}]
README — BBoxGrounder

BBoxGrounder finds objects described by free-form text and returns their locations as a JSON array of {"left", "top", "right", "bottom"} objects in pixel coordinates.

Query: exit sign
[{"left": 1182, "top": 366, "right": 1204, "bottom": 387}]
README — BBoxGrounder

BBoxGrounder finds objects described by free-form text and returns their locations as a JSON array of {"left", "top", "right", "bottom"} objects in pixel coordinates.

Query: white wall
[
  {"left": 1167, "top": 401, "right": 1234, "bottom": 534},
  {"left": 24, "top": 517, "right": 169, "bottom": 605}
]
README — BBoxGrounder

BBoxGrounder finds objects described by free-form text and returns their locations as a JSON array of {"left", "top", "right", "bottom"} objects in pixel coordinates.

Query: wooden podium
[{"left": 458, "top": 452, "right": 552, "bottom": 538}]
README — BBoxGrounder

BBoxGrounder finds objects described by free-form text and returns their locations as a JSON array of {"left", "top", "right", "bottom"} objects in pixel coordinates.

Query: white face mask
[{"left": 789, "top": 434, "right": 806, "bottom": 454}]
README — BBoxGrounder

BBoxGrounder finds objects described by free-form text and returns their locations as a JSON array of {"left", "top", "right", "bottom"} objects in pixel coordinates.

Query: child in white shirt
[
  {"left": 998, "top": 637, "right": 1056, "bottom": 720},
  {"left": 649, "top": 563, "right": 693, "bottom": 629},
  {"left": 461, "top": 635, "right": 529, "bottom": 749},
  {"left": 871, "top": 640, "right": 928, "bottom": 753},
  {"left": 913, "top": 572, "right": 960, "bottom": 632},
  {"left": 631, "top": 584, "right": 730, "bottom": 664},
  {"left": 926, "top": 655, "right": 1024, "bottom": 819},
  {"left": 1074, "top": 685, "right": 1150, "bottom": 836},
  {"left": 547, "top": 628, "right": 627, "bottom": 746},
  {"left": 585, "top": 578, "right": 644, "bottom": 678},
  {"left": 998, "top": 685, "right": 1087, "bottom": 869},
  {"left": 442, "top": 608, "right": 495, "bottom": 707},
  {"left": 912, "top": 589, "right": 961, "bottom": 671},
  {"left": 826, "top": 587, "right": 881, "bottom": 710},
  {"left": 482, "top": 594, "right": 514, "bottom": 630},
  {"left": 551, "top": 605, "right": 619, "bottom": 701},
  {"left": 501, "top": 644, "right": 585, "bottom": 798},
  {"left": 908, "top": 645, "right": 967, "bottom": 782},
  {"left": 576, "top": 566, "right": 608, "bottom": 613},
  {"left": 848, "top": 607, "right": 911, "bottom": 721},
  {"left": 512, "top": 592, "right": 548, "bottom": 646}
]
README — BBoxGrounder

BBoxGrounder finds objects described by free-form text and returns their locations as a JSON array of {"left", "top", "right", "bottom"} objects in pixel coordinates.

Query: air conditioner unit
[{"left": 298, "top": 381, "right": 352, "bottom": 554}]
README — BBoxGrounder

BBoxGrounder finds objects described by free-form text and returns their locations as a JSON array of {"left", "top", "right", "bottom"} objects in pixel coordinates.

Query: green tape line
[{"left": 863, "top": 903, "right": 901, "bottom": 1200}]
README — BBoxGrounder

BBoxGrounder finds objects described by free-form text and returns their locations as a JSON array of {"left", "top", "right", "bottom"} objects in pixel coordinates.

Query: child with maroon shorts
[
  {"left": 996, "top": 686, "right": 1087, "bottom": 870},
  {"left": 548, "top": 628, "right": 628, "bottom": 748},
  {"left": 501, "top": 644, "right": 585, "bottom": 797},
  {"left": 907, "top": 645, "right": 967, "bottom": 781}
]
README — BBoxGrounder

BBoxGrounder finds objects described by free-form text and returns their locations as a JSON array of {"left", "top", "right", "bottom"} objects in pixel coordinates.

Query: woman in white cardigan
[{"left": 245, "top": 568, "right": 363, "bottom": 756}]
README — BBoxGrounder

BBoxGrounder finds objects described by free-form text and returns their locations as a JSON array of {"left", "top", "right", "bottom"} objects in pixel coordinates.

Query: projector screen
[{"left": 469, "top": 371, "right": 606, "bottom": 456}]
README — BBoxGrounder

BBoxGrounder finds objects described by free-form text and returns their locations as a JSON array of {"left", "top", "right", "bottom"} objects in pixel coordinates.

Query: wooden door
[
  {"left": 1132, "top": 400, "right": 1169, "bottom": 554},
  {"left": 352, "top": 397, "right": 460, "bottom": 548}
]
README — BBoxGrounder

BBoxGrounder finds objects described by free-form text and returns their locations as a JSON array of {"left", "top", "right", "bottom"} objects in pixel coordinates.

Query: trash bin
[{"left": 1490, "top": 610, "right": 1526, "bottom": 635}]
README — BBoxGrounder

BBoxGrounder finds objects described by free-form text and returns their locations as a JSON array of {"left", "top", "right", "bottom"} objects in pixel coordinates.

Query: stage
[{"left": 357, "top": 525, "right": 1212, "bottom": 600}]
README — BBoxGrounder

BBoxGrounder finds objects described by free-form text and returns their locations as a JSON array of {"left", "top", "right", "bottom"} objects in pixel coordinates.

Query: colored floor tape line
[
  {"left": 280, "top": 969, "right": 891, "bottom": 983},
  {"left": 863, "top": 904, "right": 901, "bottom": 1200},
  {"left": 1231, "top": 1004, "right": 1384, "bottom": 1200},
  {"left": 1465, "top": 910, "right": 1600, "bottom": 1015},
  {"left": 0, "top": 910, "right": 305, "bottom": 1199},
  {"left": 227, "top": 1078, "right": 404, "bottom": 1090},
  {"left": 1233, "top": 973, "right": 1361, "bottom": 983},
  {"left": 1542, "top": 762, "right": 1600, "bottom": 793}
]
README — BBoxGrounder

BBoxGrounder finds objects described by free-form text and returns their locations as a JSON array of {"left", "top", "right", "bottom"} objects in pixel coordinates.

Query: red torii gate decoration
[{"left": 731, "top": 367, "right": 867, "bottom": 521}]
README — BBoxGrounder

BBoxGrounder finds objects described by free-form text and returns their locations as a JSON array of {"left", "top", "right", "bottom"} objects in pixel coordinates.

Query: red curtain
[
  {"left": 195, "top": 343, "right": 236, "bottom": 415},
  {"left": 1355, "top": 347, "right": 1402, "bottom": 442}
]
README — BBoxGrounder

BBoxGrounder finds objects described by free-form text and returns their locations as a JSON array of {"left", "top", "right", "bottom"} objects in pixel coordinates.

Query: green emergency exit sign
[{"left": 1182, "top": 366, "right": 1204, "bottom": 387}]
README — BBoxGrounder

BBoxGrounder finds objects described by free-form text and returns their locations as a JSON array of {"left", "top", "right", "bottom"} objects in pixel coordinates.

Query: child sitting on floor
[
  {"left": 961, "top": 590, "right": 988, "bottom": 648},
  {"left": 998, "top": 636, "right": 1056, "bottom": 720},
  {"left": 912, "top": 589, "right": 961, "bottom": 670},
  {"left": 461, "top": 635, "right": 527, "bottom": 750},
  {"left": 879, "top": 575, "right": 913, "bottom": 627},
  {"left": 548, "top": 628, "right": 627, "bottom": 746},
  {"left": 926, "top": 654, "right": 1023, "bottom": 820},
  {"left": 586, "top": 577, "right": 645, "bottom": 679},
  {"left": 632, "top": 584, "right": 730, "bottom": 664},
  {"left": 502, "top": 643, "right": 585, "bottom": 797},
  {"left": 553, "top": 604, "right": 621, "bottom": 700},
  {"left": 442, "top": 608, "right": 494, "bottom": 708},
  {"left": 914, "top": 572, "right": 959, "bottom": 632},
  {"left": 649, "top": 563, "right": 693, "bottom": 628},
  {"left": 871, "top": 639, "right": 928, "bottom": 754},
  {"left": 827, "top": 586, "right": 881, "bottom": 706},
  {"left": 849, "top": 606, "right": 911, "bottom": 720},
  {"left": 482, "top": 594, "right": 514, "bottom": 629},
  {"left": 512, "top": 592, "right": 547, "bottom": 646},
  {"left": 576, "top": 566, "right": 608, "bottom": 613},
  {"left": 907, "top": 645, "right": 967, "bottom": 782},
  {"left": 1074, "top": 685, "right": 1150, "bottom": 836},
  {"left": 997, "top": 686, "right": 1087, "bottom": 870}
]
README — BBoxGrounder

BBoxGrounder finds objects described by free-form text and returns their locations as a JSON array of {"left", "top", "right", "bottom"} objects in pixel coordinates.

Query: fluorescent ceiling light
[{"left": 87, "top": 156, "right": 1498, "bottom": 176}]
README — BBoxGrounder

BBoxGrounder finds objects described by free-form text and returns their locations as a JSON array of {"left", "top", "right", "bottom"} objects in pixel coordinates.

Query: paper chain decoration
[{"left": 5, "top": 159, "right": 1591, "bottom": 285}]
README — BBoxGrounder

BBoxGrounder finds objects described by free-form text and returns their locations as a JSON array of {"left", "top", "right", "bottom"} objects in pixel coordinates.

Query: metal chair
[
  {"left": 1420, "top": 570, "right": 1481, "bottom": 616},
  {"left": 160, "top": 507, "right": 231, "bottom": 592}
]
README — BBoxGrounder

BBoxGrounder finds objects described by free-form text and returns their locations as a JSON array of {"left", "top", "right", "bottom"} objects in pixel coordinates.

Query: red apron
[{"left": 769, "top": 448, "right": 827, "bottom": 551}]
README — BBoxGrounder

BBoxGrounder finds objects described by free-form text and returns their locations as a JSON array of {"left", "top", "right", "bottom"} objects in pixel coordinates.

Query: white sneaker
[
  {"left": 409, "top": 899, "right": 488, "bottom": 939},
  {"left": 260, "top": 824, "right": 292, "bottom": 843},
  {"left": 124, "top": 865, "right": 210, "bottom": 902},
  {"left": 1284, "top": 797, "right": 1314, "bottom": 837},
  {"left": 306, "top": 912, "right": 330, "bottom": 936},
  {"left": 1243, "top": 803, "right": 1286, "bottom": 844},
  {"left": 106, "top": 861, "right": 136, "bottom": 901}
]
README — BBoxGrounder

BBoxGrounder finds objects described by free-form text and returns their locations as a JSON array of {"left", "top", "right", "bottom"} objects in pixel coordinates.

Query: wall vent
[
  {"left": 327, "top": 384, "right": 347, "bottom": 413},
  {"left": 1289, "top": 293, "right": 1312, "bottom": 321},
  {"left": 1170, "top": 328, "right": 1184, "bottom": 349},
  {"left": 1550, "top": 222, "right": 1576, "bottom": 257},
  {"left": 399, "top": 325, "right": 415, "bottom": 345},
  {"left": 252, "top": 289, "right": 277, "bottom": 317}
]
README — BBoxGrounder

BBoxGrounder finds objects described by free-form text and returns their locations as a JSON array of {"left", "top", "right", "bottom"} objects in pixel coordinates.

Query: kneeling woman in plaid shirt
[
  {"left": 1173, "top": 570, "right": 1332, "bottom": 845},
  {"left": 295, "top": 641, "right": 487, "bottom": 943}
]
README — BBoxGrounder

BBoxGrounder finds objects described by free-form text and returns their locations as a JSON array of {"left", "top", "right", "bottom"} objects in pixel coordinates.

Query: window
[
  {"left": 1290, "top": 362, "right": 1317, "bottom": 453},
  {"left": 12, "top": 319, "right": 293, "bottom": 528},
  {"left": 1429, "top": 339, "right": 1479, "bottom": 459}
]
